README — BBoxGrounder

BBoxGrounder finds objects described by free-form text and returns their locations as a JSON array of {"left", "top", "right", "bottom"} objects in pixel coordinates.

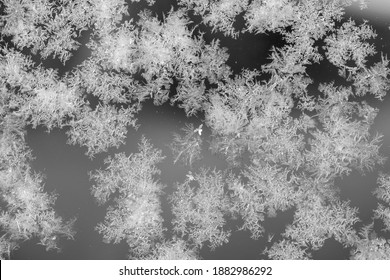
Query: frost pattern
[
  {"left": 228, "top": 163, "right": 299, "bottom": 239},
  {"left": 373, "top": 173, "right": 390, "bottom": 233},
  {"left": 0, "top": 0, "right": 389, "bottom": 260},
  {"left": 264, "top": 240, "right": 311, "bottom": 260},
  {"left": 170, "top": 123, "right": 203, "bottom": 166},
  {"left": 283, "top": 196, "right": 359, "bottom": 250},
  {"left": 170, "top": 169, "right": 231, "bottom": 250},
  {"left": 324, "top": 19, "right": 377, "bottom": 72},
  {"left": 66, "top": 104, "right": 139, "bottom": 158},
  {"left": 178, "top": 0, "right": 250, "bottom": 38},
  {"left": 350, "top": 223, "right": 390, "bottom": 260},
  {"left": 0, "top": 115, "right": 75, "bottom": 259},
  {"left": 148, "top": 237, "right": 199, "bottom": 260},
  {"left": 90, "top": 137, "right": 165, "bottom": 258}
]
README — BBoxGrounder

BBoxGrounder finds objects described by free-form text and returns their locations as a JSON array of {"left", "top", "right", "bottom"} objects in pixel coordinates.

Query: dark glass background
[{"left": 10, "top": 1, "right": 390, "bottom": 259}]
